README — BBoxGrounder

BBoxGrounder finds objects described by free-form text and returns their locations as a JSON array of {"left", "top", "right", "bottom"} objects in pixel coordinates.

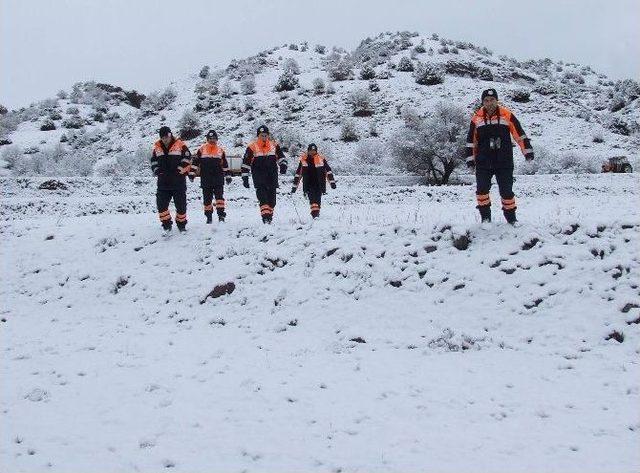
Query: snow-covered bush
[
  {"left": 62, "top": 115, "right": 84, "bottom": 129},
  {"left": 339, "top": 119, "right": 359, "bottom": 142},
  {"left": 325, "top": 82, "right": 336, "bottom": 95},
  {"left": 609, "top": 95, "right": 626, "bottom": 112},
  {"left": 389, "top": 102, "right": 466, "bottom": 185},
  {"left": 518, "top": 147, "right": 598, "bottom": 174},
  {"left": 592, "top": 131, "right": 604, "bottom": 143},
  {"left": 56, "top": 90, "right": 68, "bottom": 100},
  {"left": 270, "top": 125, "right": 303, "bottom": 155},
  {"left": 397, "top": 57, "right": 415, "bottom": 72},
  {"left": 0, "top": 113, "right": 20, "bottom": 138},
  {"left": 94, "top": 156, "right": 120, "bottom": 176},
  {"left": 220, "top": 81, "right": 237, "bottom": 98},
  {"left": 281, "top": 97, "right": 304, "bottom": 121},
  {"left": 274, "top": 69, "right": 299, "bottom": 92},
  {"left": 413, "top": 41, "right": 426, "bottom": 54},
  {"left": 359, "top": 64, "right": 376, "bottom": 80},
  {"left": 314, "top": 44, "right": 326, "bottom": 54},
  {"left": 199, "top": 65, "right": 210, "bottom": 79},
  {"left": 562, "top": 71, "right": 585, "bottom": 84},
  {"left": 194, "top": 78, "right": 219, "bottom": 96},
  {"left": 511, "top": 88, "right": 531, "bottom": 103},
  {"left": 66, "top": 106, "right": 80, "bottom": 115},
  {"left": 312, "top": 78, "right": 325, "bottom": 95},
  {"left": 348, "top": 89, "right": 374, "bottom": 117},
  {"left": 40, "top": 119, "right": 56, "bottom": 131},
  {"left": 445, "top": 60, "right": 493, "bottom": 80},
  {"left": 533, "top": 82, "right": 557, "bottom": 96},
  {"left": 414, "top": 62, "right": 445, "bottom": 86},
  {"left": 49, "top": 110, "right": 62, "bottom": 120},
  {"left": 240, "top": 75, "right": 256, "bottom": 95},
  {"left": 614, "top": 78, "right": 640, "bottom": 102},
  {"left": 1, "top": 145, "right": 22, "bottom": 170},
  {"left": 283, "top": 58, "right": 300, "bottom": 75},
  {"left": 177, "top": 110, "right": 201, "bottom": 140},
  {"left": 327, "top": 57, "right": 354, "bottom": 81},
  {"left": 142, "top": 87, "right": 177, "bottom": 111},
  {"left": 368, "top": 80, "right": 380, "bottom": 92},
  {"left": 607, "top": 116, "right": 635, "bottom": 136},
  {"left": 355, "top": 138, "right": 384, "bottom": 172}
]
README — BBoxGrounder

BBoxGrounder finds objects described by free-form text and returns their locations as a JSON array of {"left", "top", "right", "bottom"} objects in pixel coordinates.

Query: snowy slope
[
  {"left": 1, "top": 173, "right": 639, "bottom": 472},
  {"left": 1, "top": 31, "right": 639, "bottom": 176}
]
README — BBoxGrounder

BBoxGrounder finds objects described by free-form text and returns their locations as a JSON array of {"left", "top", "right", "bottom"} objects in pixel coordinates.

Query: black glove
[
  {"left": 279, "top": 162, "right": 288, "bottom": 175},
  {"left": 290, "top": 187, "right": 296, "bottom": 194},
  {"left": 242, "top": 176, "right": 250, "bottom": 189},
  {"left": 466, "top": 159, "right": 475, "bottom": 169},
  {"left": 225, "top": 176, "right": 232, "bottom": 184},
  {"left": 525, "top": 152, "right": 534, "bottom": 161},
  {"left": 188, "top": 175, "right": 195, "bottom": 182},
  {"left": 330, "top": 182, "right": 336, "bottom": 190}
]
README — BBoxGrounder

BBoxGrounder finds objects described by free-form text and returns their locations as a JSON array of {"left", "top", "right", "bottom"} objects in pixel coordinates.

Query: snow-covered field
[{"left": 1, "top": 174, "right": 639, "bottom": 472}]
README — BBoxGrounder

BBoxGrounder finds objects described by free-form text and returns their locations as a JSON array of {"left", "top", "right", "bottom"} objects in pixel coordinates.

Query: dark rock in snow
[
  {"left": 38, "top": 179, "right": 68, "bottom": 191},
  {"left": 452, "top": 234, "right": 470, "bottom": 251},
  {"left": 201, "top": 282, "right": 236, "bottom": 303},
  {"left": 605, "top": 330, "right": 624, "bottom": 343}
]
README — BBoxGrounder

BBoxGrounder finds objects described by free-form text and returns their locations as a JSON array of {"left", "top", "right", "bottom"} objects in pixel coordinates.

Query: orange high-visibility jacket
[
  {"left": 242, "top": 138, "right": 286, "bottom": 188},
  {"left": 191, "top": 142, "right": 229, "bottom": 188},
  {"left": 465, "top": 105, "right": 533, "bottom": 169},
  {"left": 150, "top": 138, "right": 191, "bottom": 190},
  {"left": 292, "top": 152, "right": 335, "bottom": 194}
]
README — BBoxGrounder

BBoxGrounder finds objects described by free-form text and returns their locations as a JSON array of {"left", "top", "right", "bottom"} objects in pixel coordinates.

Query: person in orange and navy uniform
[
  {"left": 290, "top": 143, "right": 336, "bottom": 219},
  {"left": 189, "top": 130, "right": 231, "bottom": 224},
  {"left": 466, "top": 89, "right": 534, "bottom": 224},
  {"left": 242, "top": 125, "right": 288, "bottom": 224},
  {"left": 150, "top": 126, "right": 192, "bottom": 232}
]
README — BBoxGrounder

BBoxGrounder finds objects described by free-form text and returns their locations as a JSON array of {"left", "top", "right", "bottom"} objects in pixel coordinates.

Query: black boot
[
  {"left": 311, "top": 210, "right": 320, "bottom": 219},
  {"left": 478, "top": 205, "right": 491, "bottom": 223},
  {"left": 205, "top": 212, "right": 213, "bottom": 224},
  {"left": 162, "top": 222, "right": 172, "bottom": 231},
  {"left": 218, "top": 210, "right": 226, "bottom": 222},
  {"left": 177, "top": 223, "right": 187, "bottom": 232},
  {"left": 503, "top": 209, "right": 517, "bottom": 225}
]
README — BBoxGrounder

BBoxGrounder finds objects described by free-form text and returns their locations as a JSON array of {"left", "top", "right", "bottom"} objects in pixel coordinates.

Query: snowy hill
[
  {"left": 1, "top": 173, "right": 639, "bottom": 472},
  {"left": 1, "top": 31, "right": 639, "bottom": 177}
]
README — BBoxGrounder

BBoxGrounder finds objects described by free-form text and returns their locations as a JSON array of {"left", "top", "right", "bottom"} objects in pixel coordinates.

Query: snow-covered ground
[{"left": 1, "top": 174, "right": 639, "bottom": 472}]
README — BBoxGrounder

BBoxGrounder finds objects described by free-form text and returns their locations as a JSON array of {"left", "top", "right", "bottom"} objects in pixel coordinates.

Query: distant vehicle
[
  {"left": 226, "top": 154, "right": 243, "bottom": 176},
  {"left": 602, "top": 156, "right": 633, "bottom": 173}
]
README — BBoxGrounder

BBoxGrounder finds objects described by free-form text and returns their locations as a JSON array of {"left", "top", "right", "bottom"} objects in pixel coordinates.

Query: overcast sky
[{"left": 1, "top": 0, "right": 639, "bottom": 109}]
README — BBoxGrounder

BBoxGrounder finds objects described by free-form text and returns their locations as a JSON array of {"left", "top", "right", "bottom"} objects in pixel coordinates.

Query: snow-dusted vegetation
[{"left": 1, "top": 31, "right": 638, "bottom": 179}]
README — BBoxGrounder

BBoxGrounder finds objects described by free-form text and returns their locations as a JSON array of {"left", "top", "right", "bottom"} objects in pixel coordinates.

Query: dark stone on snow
[
  {"left": 38, "top": 179, "right": 68, "bottom": 191},
  {"left": 201, "top": 282, "right": 236, "bottom": 303},
  {"left": 452, "top": 234, "right": 470, "bottom": 251},
  {"left": 621, "top": 303, "right": 640, "bottom": 313},
  {"left": 350, "top": 337, "right": 366, "bottom": 344},
  {"left": 605, "top": 331, "right": 624, "bottom": 343},
  {"left": 521, "top": 238, "right": 540, "bottom": 250}
]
